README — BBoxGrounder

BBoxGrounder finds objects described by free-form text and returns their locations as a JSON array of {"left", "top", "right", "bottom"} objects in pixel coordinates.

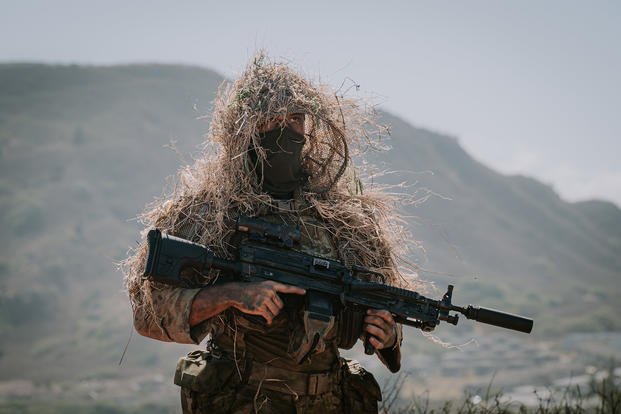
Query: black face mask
[{"left": 250, "top": 126, "right": 307, "bottom": 199}]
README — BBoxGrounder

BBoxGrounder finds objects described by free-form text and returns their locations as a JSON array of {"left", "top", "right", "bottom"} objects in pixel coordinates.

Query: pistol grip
[{"left": 363, "top": 334, "right": 375, "bottom": 355}]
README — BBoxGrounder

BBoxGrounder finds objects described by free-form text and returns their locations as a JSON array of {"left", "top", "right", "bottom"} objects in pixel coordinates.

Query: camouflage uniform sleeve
[
  {"left": 132, "top": 283, "right": 211, "bottom": 344},
  {"left": 130, "top": 209, "right": 228, "bottom": 345}
]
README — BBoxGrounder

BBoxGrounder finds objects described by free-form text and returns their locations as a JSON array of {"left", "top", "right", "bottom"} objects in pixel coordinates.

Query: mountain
[
  {"left": 0, "top": 64, "right": 619, "bottom": 387},
  {"left": 379, "top": 112, "right": 620, "bottom": 324}
]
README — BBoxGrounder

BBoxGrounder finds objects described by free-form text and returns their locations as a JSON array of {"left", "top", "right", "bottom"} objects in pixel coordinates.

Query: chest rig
[{"left": 232, "top": 212, "right": 365, "bottom": 364}]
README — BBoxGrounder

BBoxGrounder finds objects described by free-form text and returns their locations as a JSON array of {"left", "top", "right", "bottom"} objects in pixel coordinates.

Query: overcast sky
[{"left": 2, "top": 0, "right": 619, "bottom": 205}]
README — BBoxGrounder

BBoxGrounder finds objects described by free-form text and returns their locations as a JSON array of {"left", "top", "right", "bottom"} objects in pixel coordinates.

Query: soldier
[{"left": 123, "top": 53, "right": 410, "bottom": 413}]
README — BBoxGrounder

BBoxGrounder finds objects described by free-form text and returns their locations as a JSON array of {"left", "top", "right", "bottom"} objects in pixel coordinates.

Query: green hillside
[{"left": 0, "top": 64, "right": 619, "bottom": 388}]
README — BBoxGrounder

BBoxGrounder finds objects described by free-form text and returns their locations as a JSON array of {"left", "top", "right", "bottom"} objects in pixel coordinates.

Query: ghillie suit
[{"left": 123, "top": 53, "right": 417, "bottom": 413}]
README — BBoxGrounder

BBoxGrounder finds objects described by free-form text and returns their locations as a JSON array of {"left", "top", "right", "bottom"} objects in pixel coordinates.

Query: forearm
[
  {"left": 190, "top": 280, "right": 306, "bottom": 327},
  {"left": 189, "top": 283, "right": 237, "bottom": 327}
]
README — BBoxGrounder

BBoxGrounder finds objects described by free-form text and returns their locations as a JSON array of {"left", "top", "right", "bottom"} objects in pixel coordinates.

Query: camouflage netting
[{"left": 122, "top": 52, "right": 420, "bottom": 322}]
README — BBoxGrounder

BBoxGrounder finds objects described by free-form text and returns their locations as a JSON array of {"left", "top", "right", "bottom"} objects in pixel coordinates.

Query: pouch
[
  {"left": 174, "top": 349, "right": 237, "bottom": 393},
  {"left": 341, "top": 359, "right": 382, "bottom": 413}
]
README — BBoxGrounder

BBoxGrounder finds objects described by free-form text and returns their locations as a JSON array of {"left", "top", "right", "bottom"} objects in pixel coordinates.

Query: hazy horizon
[{"left": 2, "top": 0, "right": 619, "bottom": 205}]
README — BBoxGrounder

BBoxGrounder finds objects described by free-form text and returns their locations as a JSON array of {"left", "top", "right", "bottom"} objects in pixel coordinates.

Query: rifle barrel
[{"left": 463, "top": 306, "right": 533, "bottom": 333}]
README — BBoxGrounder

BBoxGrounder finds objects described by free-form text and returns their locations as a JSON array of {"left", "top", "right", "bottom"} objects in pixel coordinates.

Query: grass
[
  {"left": 0, "top": 370, "right": 618, "bottom": 413},
  {"left": 381, "top": 366, "right": 620, "bottom": 413}
]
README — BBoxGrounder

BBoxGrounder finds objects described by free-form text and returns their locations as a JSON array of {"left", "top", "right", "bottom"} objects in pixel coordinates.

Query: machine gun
[{"left": 144, "top": 216, "right": 533, "bottom": 359}]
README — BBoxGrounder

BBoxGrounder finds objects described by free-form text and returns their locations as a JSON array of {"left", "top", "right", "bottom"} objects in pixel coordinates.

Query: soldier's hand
[
  {"left": 364, "top": 309, "right": 398, "bottom": 350},
  {"left": 230, "top": 281, "right": 305, "bottom": 325}
]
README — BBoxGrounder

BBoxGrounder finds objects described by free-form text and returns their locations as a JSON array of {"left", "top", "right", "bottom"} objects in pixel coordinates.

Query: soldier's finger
[
  {"left": 364, "top": 316, "right": 391, "bottom": 333},
  {"left": 265, "top": 298, "right": 281, "bottom": 319},
  {"left": 367, "top": 309, "right": 394, "bottom": 324},
  {"left": 364, "top": 324, "right": 387, "bottom": 342},
  {"left": 273, "top": 283, "right": 306, "bottom": 295},
  {"left": 261, "top": 306, "right": 275, "bottom": 325},
  {"left": 369, "top": 336, "right": 382, "bottom": 350},
  {"left": 272, "top": 293, "right": 284, "bottom": 310},
  {"left": 247, "top": 306, "right": 272, "bottom": 324}
]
